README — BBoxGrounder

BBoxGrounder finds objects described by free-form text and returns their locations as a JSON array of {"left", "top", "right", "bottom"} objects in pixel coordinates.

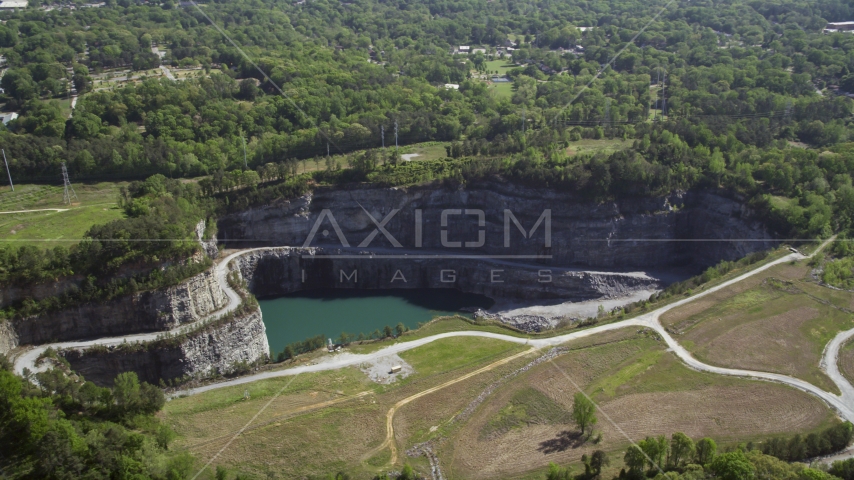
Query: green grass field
[
  {"left": 0, "top": 182, "right": 126, "bottom": 249},
  {"left": 484, "top": 59, "right": 517, "bottom": 76},
  {"left": 397, "top": 141, "right": 450, "bottom": 161},
  {"left": 489, "top": 81, "right": 514, "bottom": 98},
  {"left": 565, "top": 138, "right": 632, "bottom": 156}
]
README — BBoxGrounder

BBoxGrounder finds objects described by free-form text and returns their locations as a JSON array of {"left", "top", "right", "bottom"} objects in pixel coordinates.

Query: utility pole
[
  {"left": 2, "top": 149, "right": 13, "bottom": 192},
  {"left": 327, "top": 142, "right": 330, "bottom": 157},
  {"left": 662, "top": 72, "right": 667, "bottom": 119},
  {"left": 652, "top": 69, "right": 661, "bottom": 123},
  {"left": 394, "top": 120, "right": 398, "bottom": 150},
  {"left": 242, "top": 136, "right": 247, "bottom": 169},
  {"left": 61, "top": 162, "right": 78, "bottom": 205}
]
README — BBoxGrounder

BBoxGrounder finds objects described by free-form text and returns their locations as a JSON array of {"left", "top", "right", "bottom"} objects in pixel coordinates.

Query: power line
[
  {"left": 61, "top": 162, "right": 78, "bottom": 205},
  {"left": 2, "top": 149, "right": 13, "bottom": 192}
]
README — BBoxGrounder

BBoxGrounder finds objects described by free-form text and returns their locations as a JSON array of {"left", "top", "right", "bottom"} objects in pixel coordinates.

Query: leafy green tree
[
  {"left": 545, "top": 462, "right": 572, "bottom": 480},
  {"left": 695, "top": 437, "right": 717, "bottom": 465},
  {"left": 571, "top": 392, "right": 597, "bottom": 435},
  {"left": 668, "top": 432, "right": 695, "bottom": 469},
  {"left": 624, "top": 445, "right": 646, "bottom": 474},
  {"left": 709, "top": 451, "right": 754, "bottom": 480}
]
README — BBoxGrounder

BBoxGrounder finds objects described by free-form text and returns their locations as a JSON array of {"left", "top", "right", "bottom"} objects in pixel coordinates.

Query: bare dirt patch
[
  {"left": 661, "top": 261, "right": 810, "bottom": 329},
  {"left": 691, "top": 306, "right": 819, "bottom": 373},
  {"left": 360, "top": 353, "right": 414, "bottom": 384}
]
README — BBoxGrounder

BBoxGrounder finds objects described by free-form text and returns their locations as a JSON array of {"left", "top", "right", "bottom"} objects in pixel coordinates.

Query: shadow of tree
[{"left": 537, "top": 430, "right": 587, "bottom": 454}]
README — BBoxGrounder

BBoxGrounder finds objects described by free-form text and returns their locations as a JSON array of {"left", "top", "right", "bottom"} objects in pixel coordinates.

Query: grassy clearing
[
  {"left": 0, "top": 182, "right": 126, "bottom": 249},
  {"left": 565, "top": 138, "right": 632, "bottom": 156},
  {"left": 841, "top": 339, "right": 854, "bottom": 384},
  {"left": 442, "top": 329, "right": 837, "bottom": 480},
  {"left": 484, "top": 59, "right": 517, "bottom": 75},
  {"left": 489, "top": 81, "right": 514, "bottom": 98},
  {"left": 662, "top": 259, "right": 854, "bottom": 394},
  {"left": 397, "top": 336, "right": 524, "bottom": 382},
  {"left": 397, "top": 141, "right": 450, "bottom": 161},
  {"left": 480, "top": 386, "right": 572, "bottom": 439}
]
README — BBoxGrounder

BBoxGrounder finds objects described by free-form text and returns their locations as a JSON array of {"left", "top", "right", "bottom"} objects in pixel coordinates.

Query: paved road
[
  {"left": 12, "top": 243, "right": 854, "bottom": 427},
  {"left": 161, "top": 65, "right": 176, "bottom": 81}
]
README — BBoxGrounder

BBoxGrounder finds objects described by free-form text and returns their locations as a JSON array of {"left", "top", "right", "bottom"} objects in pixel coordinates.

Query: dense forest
[
  {"left": 0, "top": 353, "right": 193, "bottom": 479},
  {"left": 0, "top": 0, "right": 853, "bottom": 298}
]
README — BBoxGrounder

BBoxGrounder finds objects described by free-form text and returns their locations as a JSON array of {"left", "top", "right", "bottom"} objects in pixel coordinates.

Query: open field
[
  {"left": 842, "top": 339, "right": 854, "bottom": 384},
  {"left": 442, "top": 328, "right": 837, "bottom": 480},
  {"left": 397, "top": 141, "right": 450, "bottom": 162},
  {"left": 0, "top": 182, "right": 126, "bottom": 248},
  {"left": 484, "top": 59, "right": 517, "bottom": 75},
  {"left": 661, "top": 259, "right": 854, "bottom": 394},
  {"left": 489, "top": 81, "right": 514, "bottom": 98},
  {"left": 565, "top": 138, "right": 631, "bottom": 157},
  {"left": 163, "top": 337, "right": 530, "bottom": 478}
]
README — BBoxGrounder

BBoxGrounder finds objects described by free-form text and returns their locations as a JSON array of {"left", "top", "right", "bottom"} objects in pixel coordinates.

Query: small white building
[
  {"left": 825, "top": 21, "right": 854, "bottom": 33},
  {"left": 0, "top": 112, "right": 18, "bottom": 125},
  {"left": 0, "top": 0, "right": 28, "bottom": 9},
  {"left": 443, "top": 83, "right": 460, "bottom": 89}
]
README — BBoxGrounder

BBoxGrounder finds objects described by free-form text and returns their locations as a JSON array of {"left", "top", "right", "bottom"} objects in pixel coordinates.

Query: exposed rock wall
[
  {"left": 234, "top": 247, "right": 660, "bottom": 302},
  {"left": 1, "top": 220, "right": 219, "bottom": 310},
  {"left": 218, "top": 183, "right": 776, "bottom": 269},
  {"left": 62, "top": 308, "right": 269, "bottom": 386},
  {"left": 9, "top": 269, "right": 227, "bottom": 349},
  {"left": 0, "top": 321, "right": 17, "bottom": 355}
]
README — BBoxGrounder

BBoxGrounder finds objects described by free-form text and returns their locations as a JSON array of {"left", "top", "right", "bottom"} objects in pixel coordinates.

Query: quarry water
[{"left": 259, "top": 289, "right": 495, "bottom": 356}]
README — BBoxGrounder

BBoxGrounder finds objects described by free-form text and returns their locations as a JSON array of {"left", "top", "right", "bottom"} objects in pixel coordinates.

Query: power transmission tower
[
  {"left": 381, "top": 125, "right": 385, "bottom": 148},
  {"left": 327, "top": 142, "right": 330, "bottom": 157},
  {"left": 61, "top": 162, "right": 78, "bottom": 205},
  {"left": 242, "top": 136, "right": 247, "bottom": 169},
  {"left": 604, "top": 98, "right": 611, "bottom": 127},
  {"left": 2, "top": 149, "right": 13, "bottom": 192},
  {"left": 784, "top": 99, "right": 793, "bottom": 123},
  {"left": 394, "top": 120, "right": 398, "bottom": 150},
  {"left": 662, "top": 72, "right": 667, "bottom": 119}
]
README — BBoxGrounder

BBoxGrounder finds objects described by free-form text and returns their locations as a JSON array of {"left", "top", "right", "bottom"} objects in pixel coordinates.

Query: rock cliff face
[
  {"left": 62, "top": 308, "right": 269, "bottom": 386},
  {"left": 8, "top": 269, "right": 228, "bottom": 349},
  {"left": 218, "top": 182, "right": 776, "bottom": 269},
  {"left": 234, "top": 247, "right": 660, "bottom": 302}
]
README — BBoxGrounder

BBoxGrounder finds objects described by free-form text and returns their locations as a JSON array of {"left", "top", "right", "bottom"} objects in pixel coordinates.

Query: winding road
[{"left": 12, "top": 241, "right": 854, "bottom": 427}]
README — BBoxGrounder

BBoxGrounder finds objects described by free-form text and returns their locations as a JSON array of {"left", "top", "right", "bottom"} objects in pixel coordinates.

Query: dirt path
[
  {"left": 0, "top": 208, "right": 69, "bottom": 215},
  {"left": 363, "top": 348, "right": 536, "bottom": 465}
]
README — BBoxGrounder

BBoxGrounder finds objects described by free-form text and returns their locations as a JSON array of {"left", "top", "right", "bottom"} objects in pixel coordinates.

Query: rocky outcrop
[
  {"left": 0, "top": 321, "right": 17, "bottom": 355},
  {"left": 8, "top": 269, "right": 227, "bottom": 350},
  {"left": 62, "top": 308, "right": 269, "bottom": 386},
  {"left": 234, "top": 247, "right": 660, "bottom": 301},
  {"left": 218, "top": 183, "right": 776, "bottom": 269}
]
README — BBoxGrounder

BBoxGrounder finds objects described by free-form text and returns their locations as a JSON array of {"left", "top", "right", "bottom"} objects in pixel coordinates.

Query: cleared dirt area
[
  {"left": 443, "top": 332, "right": 836, "bottom": 480},
  {"left": 661, "top": 261, "right": 809, "bottom": 329},
  {"left": 842, "top": 339, "right": 854, "bottom": 385},
  {"left": 659, "top": 259, "right": 854, "bottom": 394}
]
